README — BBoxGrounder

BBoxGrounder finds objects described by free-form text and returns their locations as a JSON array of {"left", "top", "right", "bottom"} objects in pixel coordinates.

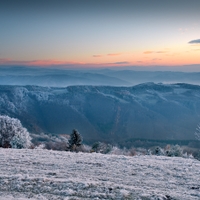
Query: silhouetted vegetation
[{"left": 68, "top": 129, "right": 83, "bottom": 152}]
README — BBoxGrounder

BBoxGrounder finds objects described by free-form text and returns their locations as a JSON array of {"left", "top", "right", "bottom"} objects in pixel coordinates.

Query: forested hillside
[{"left": 0, "top": 83, "right": 200, "bottom": 143}]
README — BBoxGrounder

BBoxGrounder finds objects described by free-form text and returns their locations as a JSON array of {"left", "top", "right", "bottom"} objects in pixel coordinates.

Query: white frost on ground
[{"left": 0, "top": 148, "right": 199, "bottom": 200}]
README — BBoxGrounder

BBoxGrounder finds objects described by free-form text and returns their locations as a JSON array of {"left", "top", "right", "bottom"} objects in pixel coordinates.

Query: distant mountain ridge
[
  {"left": 0, "top": 83, "right": 200, "bottom": 143},
  {"left": 1, "top": 67, "right": 200, "bottom": 86}
]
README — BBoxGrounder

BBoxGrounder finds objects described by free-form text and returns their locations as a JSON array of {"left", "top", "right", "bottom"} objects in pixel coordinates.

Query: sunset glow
[{"left": 0, "top": 0, "right": 200, "bottom": 70}]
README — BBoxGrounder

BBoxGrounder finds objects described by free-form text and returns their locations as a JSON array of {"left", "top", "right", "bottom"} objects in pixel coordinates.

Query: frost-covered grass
[{"left": 0, "top": 148, "right": 199, "bottom": 200}]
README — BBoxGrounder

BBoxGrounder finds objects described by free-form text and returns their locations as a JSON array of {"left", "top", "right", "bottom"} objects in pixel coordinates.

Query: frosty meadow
[{"left": 0, "top": 148, "right": 200, "bottom": 200}]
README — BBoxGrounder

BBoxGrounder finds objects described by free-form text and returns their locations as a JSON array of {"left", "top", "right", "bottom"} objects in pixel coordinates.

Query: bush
[
  {"left": 0, "top": 115, "right": 32, "bottom": 148},
  {"left": 91, "top": 142, "right": 112, "bottom": 154},
  {"left": 165, "top": 145, "right": 183, "bottom": 157},
  {"left": 32, "top": 133, "right": 69, "bottom": 150},
  {"left": 149, "top": 145, "right": 184, "bottom": 157},
  {"left": 149, "top": 146, "right": 165, "bottom": 156}
]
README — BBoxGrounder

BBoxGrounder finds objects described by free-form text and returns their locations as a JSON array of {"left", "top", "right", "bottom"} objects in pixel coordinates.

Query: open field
[{"left": 0, "top": 149, "right": 199, "bottom": 200}]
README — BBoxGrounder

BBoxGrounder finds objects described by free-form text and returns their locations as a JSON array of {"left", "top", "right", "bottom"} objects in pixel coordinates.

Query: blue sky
[{"left": 0, "top": 0, "right": 200, "bottom": 69}]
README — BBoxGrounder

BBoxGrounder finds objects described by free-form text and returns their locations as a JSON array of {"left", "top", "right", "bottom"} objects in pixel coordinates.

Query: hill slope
[
  {"left": 0, "top": 83, "right": 200, "bottom": 143},
  {"left": 0, "top": 149, "right": 199, "bottom": 200}
]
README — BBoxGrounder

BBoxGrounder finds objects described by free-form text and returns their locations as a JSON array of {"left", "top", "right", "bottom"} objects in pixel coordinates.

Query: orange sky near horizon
[
  {"left": 1, "top": 43, "right": 200, "bottom": 68},
  {"left": 0, "top": 0, "right": 200, "bottom": 70}
]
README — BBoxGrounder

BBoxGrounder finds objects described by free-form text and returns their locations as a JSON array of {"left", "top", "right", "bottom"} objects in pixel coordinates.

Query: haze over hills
[
  {"left": 0, "top": 83, "right": 200, "bottom": 144},
  {"left": 1, "top": 67, "right": 200, "bottom": 87}
]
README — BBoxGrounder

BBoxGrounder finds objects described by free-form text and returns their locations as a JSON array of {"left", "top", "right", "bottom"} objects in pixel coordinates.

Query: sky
[{"left": 0, "top": 0, "right": 200, "bottom": 70}]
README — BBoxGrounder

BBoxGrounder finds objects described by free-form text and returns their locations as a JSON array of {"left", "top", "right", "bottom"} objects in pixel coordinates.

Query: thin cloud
[
  {"left": 113, "top": 61, "right": 129, "bottom": 65},
  {"left": 93, "top": 53, "right": 122, "bottom": 57},
  {"left": 0, "top": 58, "right": 132, "bottom": 68},
  {"left": 0, "top": 58, "right": 11, "bottom": 64},
  {"left": 93, "top": 55, "right": 103, "bottom": 58},
  {"left": 0, "top": 58, "right": 85, "bottom": 66},
  {"left": 156, "top": 51, "right": 168, "bottom": 54},
  {"left": 107, "top": 53, "right": 122, "bottom": 56},
  {"left": 143, "top": 51, "right": 154, "bottom": 54},
  {"left": 144, "top": 50, "right": 168, "bottom": 54},
  {"left": 188, "top": 39, "right": 200, "bottom": 44}
]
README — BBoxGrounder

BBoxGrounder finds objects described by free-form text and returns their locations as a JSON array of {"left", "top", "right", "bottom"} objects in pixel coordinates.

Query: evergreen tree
[{"left": 68, "top": 129, "right": 82, "bottom": 151}]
